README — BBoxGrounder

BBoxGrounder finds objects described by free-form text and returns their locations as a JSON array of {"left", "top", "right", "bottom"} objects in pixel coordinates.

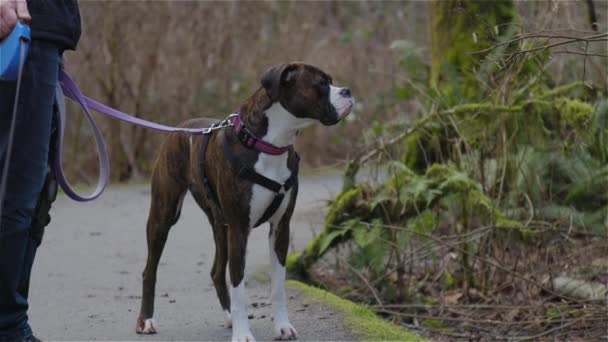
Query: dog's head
[{"left": 261, "top": 63, "right": 354, "bottom": 126}]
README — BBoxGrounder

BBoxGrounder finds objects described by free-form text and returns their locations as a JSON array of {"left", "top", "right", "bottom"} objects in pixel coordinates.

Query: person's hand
[{"left": 0, "top": 0, "right": 31, "bottom": 39}]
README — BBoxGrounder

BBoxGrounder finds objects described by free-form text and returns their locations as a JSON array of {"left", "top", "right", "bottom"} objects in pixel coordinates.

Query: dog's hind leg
[{"left": 136, "top": 162, "right": 187, "bottom": 334}]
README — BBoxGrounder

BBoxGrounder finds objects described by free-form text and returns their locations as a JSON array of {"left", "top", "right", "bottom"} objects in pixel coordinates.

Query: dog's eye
[{"left": 317, "top": 79, "right": 329, "bottom": 89}]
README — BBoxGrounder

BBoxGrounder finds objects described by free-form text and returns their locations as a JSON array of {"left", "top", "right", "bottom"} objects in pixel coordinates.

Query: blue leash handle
[{"left": 0, "top": 21, "right": 30, "bottom": 81}]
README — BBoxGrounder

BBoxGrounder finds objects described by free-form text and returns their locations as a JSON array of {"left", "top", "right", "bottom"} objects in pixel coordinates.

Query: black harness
[{"left": 199, "top": 129, "right": 299, "bottom": 228}]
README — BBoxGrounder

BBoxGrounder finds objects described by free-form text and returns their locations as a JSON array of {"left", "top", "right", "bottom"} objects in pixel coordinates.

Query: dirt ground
[{"left": 27, "top": 173, "right": 358, "bottom": 341}]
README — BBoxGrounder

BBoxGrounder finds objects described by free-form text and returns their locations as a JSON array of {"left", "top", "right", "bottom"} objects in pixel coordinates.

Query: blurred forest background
[
  {"left": 62, "top": 1, "right": 607, "bottom": 340},
  {"left": 64, "top": 1, "right": 606, "bottom": 182},
  {"left": 64, "top": 1, "right": 426, "bottom": 181}
]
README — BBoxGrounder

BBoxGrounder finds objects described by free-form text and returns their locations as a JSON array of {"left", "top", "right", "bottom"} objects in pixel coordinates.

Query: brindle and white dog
[{"left": 135, "top": 63, "right": 354, "bottom": 341}]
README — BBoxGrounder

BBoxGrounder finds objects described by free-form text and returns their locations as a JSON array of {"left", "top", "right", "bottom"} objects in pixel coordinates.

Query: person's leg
[{"left": 0, "top": 41, "right": 60, "bottom": 341}]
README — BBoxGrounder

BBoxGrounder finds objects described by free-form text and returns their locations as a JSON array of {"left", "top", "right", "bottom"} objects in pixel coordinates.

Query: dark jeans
[{"left": 0, "top": 41, "right": 61, "bottom": 342}]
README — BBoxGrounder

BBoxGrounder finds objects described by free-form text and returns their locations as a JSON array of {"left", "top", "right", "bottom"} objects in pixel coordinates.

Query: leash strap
[
  {"left": 59, "top": 70, "right": 214, "bottom": 135},
  {"left": 55, "top": 69, "right": 228, "bottom": 201},
  {"left": 54, "top": 72, "right": 110, "bottom": 201}
]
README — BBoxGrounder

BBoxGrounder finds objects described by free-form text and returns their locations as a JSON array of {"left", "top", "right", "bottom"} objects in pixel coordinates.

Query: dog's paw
[
  {"left": 232, "top": 331, "right": 256, "bottom": 342},
  {"left": 224, "top": 310, "right": 233, "bottom": 328},
  {"left": 274, "top": 322, "right": 297, "bottom": 340},
  {"left": 136, "top": 317, "right": 157, "bottom": 334}
]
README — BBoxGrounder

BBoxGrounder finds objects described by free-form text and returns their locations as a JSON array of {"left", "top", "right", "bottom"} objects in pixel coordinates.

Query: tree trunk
[{"left": 429, "top": 0, "right": 515, "bottom": 92}]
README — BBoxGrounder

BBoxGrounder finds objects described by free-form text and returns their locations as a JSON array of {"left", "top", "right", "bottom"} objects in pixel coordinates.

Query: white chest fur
[
  {"left": 247, "top": 103, "right": 311, "bottom": 228},
  {"left": 248, "top": 153, "right": 292, "bottom": 228}
]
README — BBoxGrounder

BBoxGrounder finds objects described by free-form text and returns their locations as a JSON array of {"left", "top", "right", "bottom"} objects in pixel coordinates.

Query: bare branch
[
  {"left": 469, "top": 32, "right": 608, "bottom": 55},
  {"left": 552, "top": 50, "right": 608, "bottom": 58}
]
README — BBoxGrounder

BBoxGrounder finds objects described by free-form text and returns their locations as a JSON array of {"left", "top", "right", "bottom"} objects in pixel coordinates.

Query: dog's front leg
[
  {"left": 228, "top": 224, "right": 255, "bottom": 342},
  {"left": 269, "top": 217, "right": 297, "bottom": 340}
]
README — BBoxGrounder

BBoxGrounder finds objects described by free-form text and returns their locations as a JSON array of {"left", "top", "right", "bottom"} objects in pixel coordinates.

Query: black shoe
[{"left": 24, "top": 336, "right": 41, "bottom": 342}]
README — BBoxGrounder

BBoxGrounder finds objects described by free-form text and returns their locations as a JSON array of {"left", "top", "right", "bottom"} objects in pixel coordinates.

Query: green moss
[
  {"left": 451, "top": 103, "right": 522, "bottom": 116},
  {"left": 557, "top": 98, "right": 594, "bottom": 128},
  {"left": 495, "top": 216, "right": 524, "bottom": 229},
  {"left": 540, "top": 82, "right": 585, "bottom": 100},
  {"left": 523, "top": 99, "right": 553, "bottom": 114},
  {"left": 444, "top": 271, "right": 456, "bottom": 289},
  {"left": 288, "top": 234, "right": 329, "bottom": 280},
  {"left": 325, "top": 187, "right": 363, "bottom": 227},
  {"left": 342, "top": 160, "right": 361, "bottom": 193},
  {"left": 421, "top": 319, "right": 449, "bottom": 331},
  {"left": 289, "top": 185, "right": 370, "bottom": 278},
  {"left": 285, "top": 252, "right": 301, "bottom": 272},
  {"left": 403, "top": 131, "right": 425, "bottom": 171},
  {"left": 304, "top": 235, "right": 323, "bottom": 256},
  {"left": 287, "top": 236, "right": 321, "bottom": 280},
  {"left": 430, "top": 0, "right": 516, "bottom": 95},
  {"left": 288, "top": 280, "right": 424, "bottom": 342}
]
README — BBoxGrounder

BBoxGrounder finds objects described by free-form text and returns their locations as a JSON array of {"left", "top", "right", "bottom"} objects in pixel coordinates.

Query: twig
[
  {"left": 496, "top": 125, "right": 508, "bottom": 207},
  {"left": 513, "top": 37, "right": 607, "bottom": 55},
  {"left": 469, "top": 32, "right": 608, "bottom": 55},
  {"left": 374, "top": 308, "right": 604, "bottom": 326},
  {"left": 358, "top": 113, "right": 437, "bottom": 166},
  {"left": 343, "top": 261, "right": 383, "bottom": 307},
  {"left": 552, "top": 50, "right": 608, "bottom": 58},
  {"left": 512, "top": 317, "right": 583, "bottom": 341},
  {"left": 523, "top": 192, "right": 534, "bottom": 227},
  {"left": 371, "top": 303, "right": 589, "bottom": 310},
  {"left": 361, "top": 221, "right": 579, "bottom": 301},
  {"left": 582, "top": 41, "right": 589, "bottom": 85}
]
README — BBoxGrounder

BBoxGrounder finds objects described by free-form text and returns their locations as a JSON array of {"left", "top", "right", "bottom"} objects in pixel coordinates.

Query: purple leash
[{"left": 56, "top": 69, "right": 227, "bottom": 201}]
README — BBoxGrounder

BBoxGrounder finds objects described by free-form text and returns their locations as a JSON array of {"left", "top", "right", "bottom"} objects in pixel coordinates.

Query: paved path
[{"left": 28, "top": 173, "right": 356, "bottom": 341}]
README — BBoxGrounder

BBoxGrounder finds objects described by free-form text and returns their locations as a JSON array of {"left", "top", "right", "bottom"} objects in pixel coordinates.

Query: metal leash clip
[{"left": 200, "top": 113, "right": 238, "bottom": 135}]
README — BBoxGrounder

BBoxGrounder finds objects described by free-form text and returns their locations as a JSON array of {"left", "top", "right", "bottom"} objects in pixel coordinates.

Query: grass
[{"left": 287, "top": 280, "right": 425, "bottom": 342}]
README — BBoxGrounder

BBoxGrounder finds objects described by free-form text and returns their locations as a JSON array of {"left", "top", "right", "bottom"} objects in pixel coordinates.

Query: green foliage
[
  {"left": 293, "top": 3, "right": 607, "bottom": 318},
  {"left": 444, "top": 271, "right": 456, "bottom": 289},
  {"left": 295, "top": 79, "right": 606, "bottom": 292}
]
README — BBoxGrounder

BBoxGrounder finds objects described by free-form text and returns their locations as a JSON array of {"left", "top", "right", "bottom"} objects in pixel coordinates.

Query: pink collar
[{"left": 233, "top": 115, "right": 292, "bottom": 155}]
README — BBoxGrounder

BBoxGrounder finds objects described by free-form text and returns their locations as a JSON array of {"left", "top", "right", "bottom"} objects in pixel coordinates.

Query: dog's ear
[{"left": 261, "top": 63, "right": 297, "bottom": 102}]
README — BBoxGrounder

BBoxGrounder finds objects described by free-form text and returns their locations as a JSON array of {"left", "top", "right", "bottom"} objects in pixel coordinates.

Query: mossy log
[
  {"left": 289, "top": 163, "right": 522, "bottom": 280},
  {"left": 288, "top": 187, "right": 367, "bottom": 280}
]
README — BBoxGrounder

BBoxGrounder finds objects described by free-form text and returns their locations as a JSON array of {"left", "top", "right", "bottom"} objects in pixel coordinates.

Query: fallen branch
[
  {"left": 374, "top": 308, "right": 605, "bottom": 326},
  {"left": 512, "top": 318, "right": 583, "bottom": 341}
]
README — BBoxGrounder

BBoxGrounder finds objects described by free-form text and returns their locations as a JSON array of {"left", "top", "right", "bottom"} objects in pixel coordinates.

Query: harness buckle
[{"left": 237, "top": 128, "right": 257, "bottom": 148}]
